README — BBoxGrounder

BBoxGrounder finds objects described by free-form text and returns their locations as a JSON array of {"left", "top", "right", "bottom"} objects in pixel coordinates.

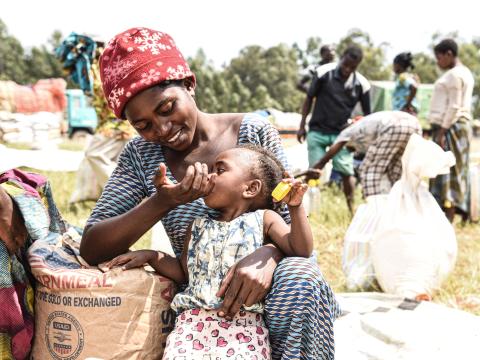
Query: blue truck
[{"left": 66, "top": 89, "right": 98, "bottom": 140}]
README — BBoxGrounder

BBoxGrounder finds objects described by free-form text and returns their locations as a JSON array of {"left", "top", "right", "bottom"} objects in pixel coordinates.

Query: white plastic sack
[
  {"left": 343, "top": 195, "right": 387, "bottom": 290},
  {"left": 469, "top": 164, "right": 480, "bottom": 222},
  {"left": 69, "top": 134, "right": 128, "bottom": 203},
  {"left": 372, "top": 134, "right": 457, "bottom": 298}
]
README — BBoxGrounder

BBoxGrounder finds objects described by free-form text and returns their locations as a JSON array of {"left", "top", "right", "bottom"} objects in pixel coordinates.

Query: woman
[
  {"left": 428, "top": 39, "right": 474, "bottom": 222},
  {"left": 306, "top": 111, "right": 421, "bottom": 198},
  {"left": 79, "top": 27, "right": 340, "bottom": 359},
  {"left": 392, "top": 52, "right": 418, "bottom": 114}
]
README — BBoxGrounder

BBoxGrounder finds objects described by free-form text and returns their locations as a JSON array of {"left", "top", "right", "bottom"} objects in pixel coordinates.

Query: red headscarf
[{"left": 99, "top": 27, "right": 196, "bottom": 119}]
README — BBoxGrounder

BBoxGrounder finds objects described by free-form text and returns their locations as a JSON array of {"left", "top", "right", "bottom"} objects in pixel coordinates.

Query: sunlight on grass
[{"left": 21, "top": 168, "right": 480, "bottom": 315}]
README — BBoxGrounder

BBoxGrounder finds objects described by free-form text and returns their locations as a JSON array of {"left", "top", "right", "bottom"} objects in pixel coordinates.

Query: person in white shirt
[
  {"left": 429, "top": 38, "right": 475, "bottom": 222},
  {"left": 305, "top": 111, "right": 421, "bottom": 198}
]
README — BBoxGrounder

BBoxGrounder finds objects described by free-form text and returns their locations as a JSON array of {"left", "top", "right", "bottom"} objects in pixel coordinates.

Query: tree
[
  {"left": 459, "top": 41, "right": 480, "bottom": 118},
  {"left": 412, "top": 52, "right": 438, "bottom": 84},
  {"left": 0, "top": 19, "right": 29, "bottom": 83},
  {"left": 226, "top": 44, "right": 303, "bottom": 112},
  {"left": 293, "top": 36, "right": 322, "bottom": 68},
  {"left": 0, "top": 20, "right": 66, "bottom": 85}
]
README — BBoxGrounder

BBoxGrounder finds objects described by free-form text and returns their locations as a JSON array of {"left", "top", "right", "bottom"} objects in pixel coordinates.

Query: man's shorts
[{"left": 306, "top": 130, "right": 354, "bottom": 176}]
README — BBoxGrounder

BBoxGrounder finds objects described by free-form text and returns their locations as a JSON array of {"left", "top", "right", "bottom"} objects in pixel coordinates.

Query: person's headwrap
[{"left": 99, "top": 27, "right": 196, "bottom": 119}]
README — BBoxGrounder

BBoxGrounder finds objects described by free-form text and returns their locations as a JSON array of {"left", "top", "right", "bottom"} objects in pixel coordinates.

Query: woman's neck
[{"left": 190, "top": 112, "right": 218, "bottom": 147}]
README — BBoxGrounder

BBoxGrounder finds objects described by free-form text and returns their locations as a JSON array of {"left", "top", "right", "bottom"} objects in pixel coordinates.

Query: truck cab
[{"left": 66, "top": 89, "right": 98, "bottom": 140}]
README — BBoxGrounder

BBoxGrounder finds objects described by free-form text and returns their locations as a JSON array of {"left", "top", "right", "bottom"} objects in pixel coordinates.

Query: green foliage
[
  {"left": 459, "top": 42, "right": 480, "bottom": 118},
  {"left": 190, "top": 44, "right": 302, "bottom": 113},
  {"left": 0, "top": 19, "right": 66, "bottom": 85},
  {"left": 293, "top": 36, "right": 322, "bottom": 68},
  {"left": 412, "top": 52, "right": 438, "bottom": 84},
  {"left": 0, "top": 19, "right": 29, "bottom": 83}
]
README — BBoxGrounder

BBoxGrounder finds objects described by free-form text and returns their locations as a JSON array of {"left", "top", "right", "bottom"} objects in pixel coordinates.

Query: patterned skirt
[
  {"left": 430, "top": 119, "right": 471, "bottom": 214},
  {"left": 162, "top": 308, "right": 271, "bottom": 359}
]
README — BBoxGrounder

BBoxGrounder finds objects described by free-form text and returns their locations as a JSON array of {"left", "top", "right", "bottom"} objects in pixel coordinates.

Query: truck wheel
[{"left": 70, "top": 129, "right": 92, "bottom": 144}]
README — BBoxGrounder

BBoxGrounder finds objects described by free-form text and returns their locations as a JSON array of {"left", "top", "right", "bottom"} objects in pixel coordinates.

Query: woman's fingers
[
  {"left": 122, "top": 257, "right": 145, "bottom": 270},
  {"left": 109, "top": 254, "right": 133, "bottom": 267},
  {"left": 216, "top": 264, "right": 235, "bottom": 298},
  {"left": 198, "top": 163, "right": 211, "bottom": 193},
  {"left": 191, "top": 162, "right": 203, "bottom": 190},
  {"left": 180, "top": 165, "right": 196, "bottom": 192},
  {"left": 225, "top": 285, "right": 252, "bottom": 319},
  {"left": 218, "top": 278, "right": 242, "bottom": 319},
  {"left": 244, "top": 286, "right": 263, "bottom": 307}
]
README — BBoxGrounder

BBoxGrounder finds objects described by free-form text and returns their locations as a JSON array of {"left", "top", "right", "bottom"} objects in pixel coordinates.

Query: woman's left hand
[{"left": 216, "top": 246, "right": 281, "bottom": 320}]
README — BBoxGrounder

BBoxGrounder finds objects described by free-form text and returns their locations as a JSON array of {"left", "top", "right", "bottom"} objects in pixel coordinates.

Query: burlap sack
[{"left": 28, "top": 229, "right": 176, "bottom": 360}]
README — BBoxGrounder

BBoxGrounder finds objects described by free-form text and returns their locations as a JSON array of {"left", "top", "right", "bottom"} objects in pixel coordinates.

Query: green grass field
[{"left": 26, "top": 167, "right": 480, "bottom": 316}]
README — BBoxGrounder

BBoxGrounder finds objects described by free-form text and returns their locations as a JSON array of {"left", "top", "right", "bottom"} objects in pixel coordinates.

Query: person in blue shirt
[{"left": 392, "top": 52, "right": 418, "bottom": 114}]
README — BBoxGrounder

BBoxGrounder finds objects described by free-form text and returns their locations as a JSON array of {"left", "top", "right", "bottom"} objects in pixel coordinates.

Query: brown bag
[{"left": 28, "top": 229, "right": 175, "bottom": 360}]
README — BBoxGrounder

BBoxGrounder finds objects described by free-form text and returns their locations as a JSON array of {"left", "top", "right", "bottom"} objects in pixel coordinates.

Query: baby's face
[{"left": 204, "top": 148, "right": 255, "bottom": 209}]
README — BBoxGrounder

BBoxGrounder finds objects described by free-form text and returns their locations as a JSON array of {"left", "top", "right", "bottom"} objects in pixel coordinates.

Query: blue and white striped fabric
[{"left": 86, "top": 113, "right": 340, "bottom": 359}]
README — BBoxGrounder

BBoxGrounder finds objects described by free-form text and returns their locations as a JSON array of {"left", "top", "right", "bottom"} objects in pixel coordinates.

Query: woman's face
[
  {"left": 435, "top": 51, "right": 454, "bottom": 70},
  {"left": 393, "top": 63, "right": 403, "bottom": 74},
  {"left": 124, "top": 81, "right": 197, "bottom": 151}
]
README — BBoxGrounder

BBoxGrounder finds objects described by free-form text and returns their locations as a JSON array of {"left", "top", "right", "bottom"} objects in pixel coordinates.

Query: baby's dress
[{"left": 162, "top": 210, "right": 271, "bottom": 360}]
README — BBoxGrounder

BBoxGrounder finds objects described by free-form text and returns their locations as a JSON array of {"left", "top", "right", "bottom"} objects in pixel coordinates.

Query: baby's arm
[
  {"left": 264, "top": 179, "right": 313, "bottom": 258},
  {"left": 106, "top": 249, "right": 186, "bottom": 284}
]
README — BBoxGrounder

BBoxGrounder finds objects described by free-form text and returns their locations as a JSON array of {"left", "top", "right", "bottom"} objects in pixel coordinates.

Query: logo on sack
[{"left": 46, "top": 311, "right": 84, "bottom": 360}]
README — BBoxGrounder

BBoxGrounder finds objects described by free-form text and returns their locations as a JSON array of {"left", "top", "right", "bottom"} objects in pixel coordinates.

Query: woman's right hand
[{"left": 153, "top": 162, "right": 216, "bottom": 206}]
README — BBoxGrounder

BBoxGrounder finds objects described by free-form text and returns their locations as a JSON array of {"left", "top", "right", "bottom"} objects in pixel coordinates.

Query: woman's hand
[
  {"left": 106, "top": 250, "right": 157, "bottom": 270},
  {"left": 216, "top": 246, "right": 281, "bottom": 320},
  {"left": 153, "top": 162, "right": 216, "bottom": 206},
  {"left": 281, "top": 179, "right": 308, "bottom": 207}
]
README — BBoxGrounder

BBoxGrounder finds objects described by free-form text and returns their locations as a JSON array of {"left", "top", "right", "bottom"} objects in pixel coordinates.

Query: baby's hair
[
  {"left": 342, "top": 45, "right": 363, "bottom": 62},
  {"left": 235, "top": 144, "right": 285, "bottom": 210},
  {"left": 434, "top": 39, "right": 458, "bottom": 57},
  {"left": 394, "top": 52, "right": 415, "bottom": 70}
]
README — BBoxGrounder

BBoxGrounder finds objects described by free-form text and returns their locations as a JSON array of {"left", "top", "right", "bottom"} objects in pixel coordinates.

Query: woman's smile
[{"left": 166, "top": 128, "right": 182, "bottom": 144}]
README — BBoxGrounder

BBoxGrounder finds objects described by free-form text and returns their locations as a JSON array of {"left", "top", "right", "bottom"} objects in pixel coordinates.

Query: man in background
[
  {"left": 296, "top": 44, "right": 336, "bottom": 93},
  {"left": 297, "top": 45, "right": 371, "bottom": 213}
]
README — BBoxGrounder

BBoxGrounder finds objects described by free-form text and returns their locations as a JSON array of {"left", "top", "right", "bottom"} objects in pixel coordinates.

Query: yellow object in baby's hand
[{"left": 272, "top": 182, "right": 292, "bottom": 202}]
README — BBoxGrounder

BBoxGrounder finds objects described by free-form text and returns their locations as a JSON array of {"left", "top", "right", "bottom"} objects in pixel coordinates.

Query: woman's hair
[
  {"left": 342, "top": 45, "right": 363, "bottom": 62},
  {"left": 434, "top": 39, "right": 458, "bottom": 56},
  {"left": 393, "top": 52, "right": 415, "bottom": 70},
  {"left": 236, "top": 144, "right": 285, "bottom": 210}
]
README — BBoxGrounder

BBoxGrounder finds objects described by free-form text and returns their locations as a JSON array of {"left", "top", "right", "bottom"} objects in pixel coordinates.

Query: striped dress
[{"left": 86, "top": 113, "right": 341, "bottom": 359}]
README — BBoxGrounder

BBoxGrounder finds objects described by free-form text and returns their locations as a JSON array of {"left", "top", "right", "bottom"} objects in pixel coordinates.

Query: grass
[
  {"left": 20, "top": 167, "right": 480, "bottom": 315},
  {"left": 57, "top": 139, "right": 88, "bottom": 152}
]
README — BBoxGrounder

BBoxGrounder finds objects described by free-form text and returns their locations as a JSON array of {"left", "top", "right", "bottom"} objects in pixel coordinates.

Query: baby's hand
[
  {"left": 280, "top": 178, "right": 308, "bottom": 207},
  {"left": 106, "top": 250, "right": 157, "bottom": 270}
]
